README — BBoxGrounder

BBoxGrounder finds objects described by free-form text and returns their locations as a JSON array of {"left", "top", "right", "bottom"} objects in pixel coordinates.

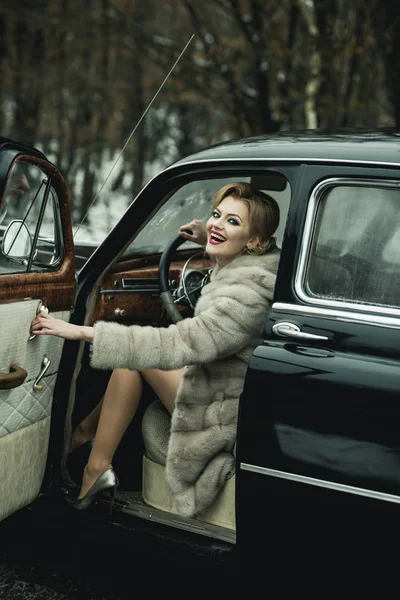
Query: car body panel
[{"left": 236, "top": 160, "right": 400, "bottom": 562}]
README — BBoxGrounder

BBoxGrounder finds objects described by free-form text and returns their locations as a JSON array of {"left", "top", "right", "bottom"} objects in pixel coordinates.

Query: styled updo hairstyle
[{"left": 213, "top": 182, "right": 280, "bottom": 255}]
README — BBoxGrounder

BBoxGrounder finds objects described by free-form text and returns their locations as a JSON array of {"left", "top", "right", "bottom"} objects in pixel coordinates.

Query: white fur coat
[{"left": 90, "top": 249, "right": 280, "bottom": 517}]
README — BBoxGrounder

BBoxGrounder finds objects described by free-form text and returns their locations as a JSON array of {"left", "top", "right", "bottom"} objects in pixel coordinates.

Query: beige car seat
[{"left": 141, "top": 400, "right": 236, "bottom": 530}]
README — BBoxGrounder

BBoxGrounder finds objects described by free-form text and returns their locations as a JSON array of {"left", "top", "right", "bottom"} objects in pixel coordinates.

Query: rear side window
[{"left": 301, "top": 179, "right": 400, "bottom": 311}]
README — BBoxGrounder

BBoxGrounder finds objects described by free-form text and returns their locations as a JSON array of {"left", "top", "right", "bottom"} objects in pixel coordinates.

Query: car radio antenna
[{"left": 73, "top": 33, "right": 195, "bottom": 239}]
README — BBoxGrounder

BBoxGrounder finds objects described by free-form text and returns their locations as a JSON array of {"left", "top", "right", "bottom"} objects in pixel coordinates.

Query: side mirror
[{"left": 2, "top": 220, "right": 32, "bottom": 259}]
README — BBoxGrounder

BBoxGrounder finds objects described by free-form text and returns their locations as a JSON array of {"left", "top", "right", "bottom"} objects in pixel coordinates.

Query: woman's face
[{"left": 205, "top": 195, "right": 259, "bottom": 267}]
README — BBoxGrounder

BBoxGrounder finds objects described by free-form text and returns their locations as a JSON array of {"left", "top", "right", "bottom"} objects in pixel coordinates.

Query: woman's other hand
[
  {"left": 179, "top": 220, "right": 207, "bottom": 246},
  {"left": 30, "top": 311, "right": 94, "bottom": 342}
]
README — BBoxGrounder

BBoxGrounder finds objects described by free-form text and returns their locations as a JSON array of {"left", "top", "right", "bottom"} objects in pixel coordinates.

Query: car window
[
  {"left": 0, "top": 159, "right": 63, "bottom": 274},
  {"left": 305, "top": 182, "right": 400, "bottom": 309},
  {"left": 123, "top": 174, "right": 291, "bottom": 257}
]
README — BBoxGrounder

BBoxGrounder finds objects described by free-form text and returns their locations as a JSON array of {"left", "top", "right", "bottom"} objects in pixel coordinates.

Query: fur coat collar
[{"left": 91, "top": 249, "right": 280, "bottom": 517}]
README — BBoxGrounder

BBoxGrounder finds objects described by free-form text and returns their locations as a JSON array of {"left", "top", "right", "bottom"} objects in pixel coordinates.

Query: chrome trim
[
  {"left": 294, "top": 177, "right": 400, "bottom": 317},
  {"left": 272, "top": 302, "right": 400, "bottom": 329},
  {"left": 163, "top": 157, "right": 400, "bottom": 171},
  {"left": 100, "top": 287, "right": 159, "bottom": 295},
  {"left": 240, "top": 463, "right": 400, "bottom": 505},
  {"left": 33, "top": 355, "right": 51, "bottom": 392},
  {"left": 272, "top": 320, "right": 328, "bottom": 340}
]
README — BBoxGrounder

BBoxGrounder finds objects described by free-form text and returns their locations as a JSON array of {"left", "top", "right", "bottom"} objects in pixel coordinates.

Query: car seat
[{"left": 141, "top": 399, "right": 236, "bottom": 530}]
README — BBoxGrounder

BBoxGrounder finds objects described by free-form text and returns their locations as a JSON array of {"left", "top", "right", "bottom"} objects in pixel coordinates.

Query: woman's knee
[
  {"left": 109, "top": 368, "right": 143, "bottom": 395},
  {"left": 141, "top": 368, "right": 184, "bottom": 414},
  {"left": 112, "top": 368, "right": 141, "bottom": 381}
]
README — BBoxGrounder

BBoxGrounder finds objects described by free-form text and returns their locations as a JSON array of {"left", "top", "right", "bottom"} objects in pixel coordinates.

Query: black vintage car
[{"left": 1, "top": 130, "right": 400, "bottom": 575}]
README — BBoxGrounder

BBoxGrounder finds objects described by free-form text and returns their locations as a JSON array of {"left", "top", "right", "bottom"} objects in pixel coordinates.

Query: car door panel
[
  {"left": 244, "top": 338, "right": 400, "bottom": 493},
  {"left": 0, "top": 256, "right": 75, "bottom": 307},
  {"left": 237, "top": 166, "right": 400, "bottom": 555},
  {"left": 0, "top": 300, "right": 70, "bottom": 521},
  {"left": 0, "top": 142, "right": 75, "bottom": 522}
]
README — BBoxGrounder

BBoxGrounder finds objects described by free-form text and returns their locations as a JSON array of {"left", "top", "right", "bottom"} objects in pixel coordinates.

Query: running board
[{"left": 117, "top": 492, "right": 236, "bottom": 544}]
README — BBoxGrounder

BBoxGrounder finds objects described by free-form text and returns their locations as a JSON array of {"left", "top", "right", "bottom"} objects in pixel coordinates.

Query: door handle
[
  {"left": 272, "top": 321, "right": 328, "bottom": 341},
  {"left": 29, "top": 303, "right": 49, "bottom": 341},
  {"left": 33, "top": 355, "right": 51, "bottom": 392}
]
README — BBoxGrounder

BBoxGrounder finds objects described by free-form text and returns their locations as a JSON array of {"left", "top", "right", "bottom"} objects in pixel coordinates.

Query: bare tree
[
  {"left": 297, "top": 0, "right": 321, "bottom": 128},
  {"left": 380, "top": 0, "right": 400, "bottom": 127}
]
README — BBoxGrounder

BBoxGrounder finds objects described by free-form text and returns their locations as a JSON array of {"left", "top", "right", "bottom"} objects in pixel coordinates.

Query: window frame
[
  {"left": 295, "top": 177, "right": 400, "bottom": 318},
  {"left": 0, "top": 159, "right": 65, "bottom": 275}
]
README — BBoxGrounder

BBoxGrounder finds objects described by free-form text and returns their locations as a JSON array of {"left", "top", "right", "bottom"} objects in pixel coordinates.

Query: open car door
[{"left": 0, "top": 138, "right": 75, "bottom": 522}]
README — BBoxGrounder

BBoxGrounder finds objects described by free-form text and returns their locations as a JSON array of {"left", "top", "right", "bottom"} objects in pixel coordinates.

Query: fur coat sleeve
[{"left": 90, "top": 250, "right": 280, "bottom": 372}]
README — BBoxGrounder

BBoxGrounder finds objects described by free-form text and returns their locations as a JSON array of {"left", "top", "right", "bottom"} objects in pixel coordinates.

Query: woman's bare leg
[
  {"left": 69, "top": 398, "right": 104, "bottom": 453},
  {"left": 78, "top": 367, "right": 184, "bottom": 499},
  {"left": 142, "top": 367, "right": 185, "bottom": 414},
  {"left": 78, "top": 368, "right": 142, "bottom": 498}
]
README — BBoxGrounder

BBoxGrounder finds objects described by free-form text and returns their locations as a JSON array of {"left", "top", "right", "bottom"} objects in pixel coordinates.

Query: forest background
[{"left": 1, "top": 0, "right": 400, "bottom": 243}]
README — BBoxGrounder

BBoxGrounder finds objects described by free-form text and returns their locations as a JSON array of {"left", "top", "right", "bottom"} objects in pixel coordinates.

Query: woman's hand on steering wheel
[{"left": 179, "top": 220, "right": 207, "bottom": 246}]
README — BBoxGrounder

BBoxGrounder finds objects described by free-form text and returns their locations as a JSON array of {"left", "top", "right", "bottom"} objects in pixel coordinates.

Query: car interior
[{"left": 65, "top": 173, "right": 291, "bottom": 543}]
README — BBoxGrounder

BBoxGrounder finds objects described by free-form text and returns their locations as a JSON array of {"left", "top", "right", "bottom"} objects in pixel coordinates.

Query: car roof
[{"left": 170, "top": 129, "right": 400, "bottom": 168}]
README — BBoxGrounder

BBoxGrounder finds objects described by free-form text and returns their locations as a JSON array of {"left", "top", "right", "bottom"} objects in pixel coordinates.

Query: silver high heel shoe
[{"left": 66, "top": 468, "right": 119, "bottom": 513}]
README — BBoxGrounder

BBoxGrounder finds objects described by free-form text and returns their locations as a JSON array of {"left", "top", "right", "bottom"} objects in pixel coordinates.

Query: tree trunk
[
  {"left": 250, "top": 0, "right": 280, "bottom": 133},
  {"left": 297, "top": 0, "right": 321, "bottom": 129},
  {"left": 55, "top": 0, "right": 68, "bottom": 169},
  {"left": 0, "top": 14, "right": 7, "bottom": 133},
  {"left": 381, "top": 0, "right": 400, "bottom": 127}
]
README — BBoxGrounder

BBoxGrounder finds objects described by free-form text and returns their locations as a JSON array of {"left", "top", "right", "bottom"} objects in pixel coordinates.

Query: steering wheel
[{"left": 158, "top": 235, "right": 209, "bottom": 323}]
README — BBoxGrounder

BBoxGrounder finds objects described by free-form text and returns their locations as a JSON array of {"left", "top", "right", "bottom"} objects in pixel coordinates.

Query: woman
[{"left": 31, "top": 182, "right": 281, "bottom": 517}]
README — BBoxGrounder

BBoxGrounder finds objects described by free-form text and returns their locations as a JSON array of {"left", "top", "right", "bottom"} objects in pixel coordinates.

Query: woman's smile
[{"left": 209, "top": 229, "right": 227, "bottom": 245}]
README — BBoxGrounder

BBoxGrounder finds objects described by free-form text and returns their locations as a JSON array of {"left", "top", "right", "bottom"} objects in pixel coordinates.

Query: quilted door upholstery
[{"left": 0, "top": 299, "right": 70, "bottom": 521}]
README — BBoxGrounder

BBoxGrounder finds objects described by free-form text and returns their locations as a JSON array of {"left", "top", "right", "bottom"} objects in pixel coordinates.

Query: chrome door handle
[
  {"left": 272, "top": 321, "right": 328, "bottom": 341},
  {"left": 29, "top": 303, "right": 49, "bottom": 341},
  {"left": 33, "top": 355, "right": 51, "bottom": 392}
]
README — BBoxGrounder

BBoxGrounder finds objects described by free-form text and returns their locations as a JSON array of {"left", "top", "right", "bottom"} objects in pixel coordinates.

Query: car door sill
[{"left": 116, "top": 491, "right": 236, "bottom": 544}]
